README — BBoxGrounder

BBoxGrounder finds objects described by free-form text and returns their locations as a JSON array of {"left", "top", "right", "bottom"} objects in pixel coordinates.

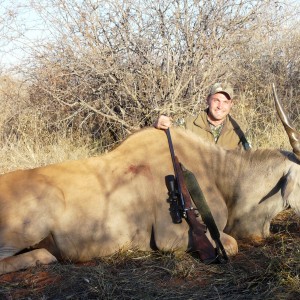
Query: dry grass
[
  {"left": 0, "top": 135, "right": 94, "bottom": 174},
  {"left": 0, "top": 210, "right": 299, "bottom": 300}
]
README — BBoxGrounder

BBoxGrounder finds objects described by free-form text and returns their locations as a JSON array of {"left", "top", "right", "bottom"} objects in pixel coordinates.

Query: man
[{"left": 154, "top": 82, "right": 251, "bottom": 150}]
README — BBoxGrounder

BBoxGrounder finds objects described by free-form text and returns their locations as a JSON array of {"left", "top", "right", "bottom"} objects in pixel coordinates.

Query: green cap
[{"left": 209, "top": 82, "right": 234, "bottom": 100}]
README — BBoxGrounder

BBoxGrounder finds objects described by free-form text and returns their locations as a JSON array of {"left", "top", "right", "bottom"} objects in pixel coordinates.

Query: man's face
[{"left": 207, "top": 92, "right": 233, "bottom": 123}]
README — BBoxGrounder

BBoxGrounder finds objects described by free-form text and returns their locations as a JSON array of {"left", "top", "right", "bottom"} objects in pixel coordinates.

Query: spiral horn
[{"left": 272, "top": 83, "right": 300, "bottom": 160}]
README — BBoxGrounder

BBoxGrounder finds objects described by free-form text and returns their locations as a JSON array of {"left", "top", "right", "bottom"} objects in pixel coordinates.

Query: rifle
[{"left": 165, "top": 128, "right": 220, "bottom": 263}]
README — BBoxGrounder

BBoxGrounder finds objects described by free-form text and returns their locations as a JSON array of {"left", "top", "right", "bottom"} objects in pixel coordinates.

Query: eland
[{"left": 0, "top": 86, "right": 299, "bottom": 274}]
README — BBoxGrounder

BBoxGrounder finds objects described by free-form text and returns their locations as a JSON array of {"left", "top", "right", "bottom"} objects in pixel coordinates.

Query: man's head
[{"left": 206, "top": 82, "right": 234, "bottom": 125}]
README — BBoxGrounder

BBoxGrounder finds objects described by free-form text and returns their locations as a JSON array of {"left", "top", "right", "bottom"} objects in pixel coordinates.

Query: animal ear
[{"left": 282, "top": 167, "right": 300, "bottom": 214}]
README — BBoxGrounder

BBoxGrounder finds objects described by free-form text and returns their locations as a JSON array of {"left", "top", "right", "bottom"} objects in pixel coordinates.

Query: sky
[{"left": 0, "top": 0, "right": 50, "bottom": 69}]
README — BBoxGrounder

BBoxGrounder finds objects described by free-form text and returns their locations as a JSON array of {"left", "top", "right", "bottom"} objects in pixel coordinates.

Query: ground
[{"left": 0, "top": 209, "right": 300, "bottom": 300}]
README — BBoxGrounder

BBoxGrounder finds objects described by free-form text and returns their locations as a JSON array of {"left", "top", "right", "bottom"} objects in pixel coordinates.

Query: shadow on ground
[{"left": 1, "top": 209, "right": 300, "bottom": 300}]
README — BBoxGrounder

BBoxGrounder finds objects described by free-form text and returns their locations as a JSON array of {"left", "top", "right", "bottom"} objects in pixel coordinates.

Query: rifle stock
[
  {"left": 182, "top": 167, "right": 229, "bottom": 262},
  {"left": 173, "top": 156, "right": 217, "bottom": 263}
]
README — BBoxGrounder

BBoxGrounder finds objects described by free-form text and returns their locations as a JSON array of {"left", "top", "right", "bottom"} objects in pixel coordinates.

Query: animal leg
[
  {"left": 217, "top": 232, "right": 238, "bottom": 256},
  {"left": 0, "top": 248, "right": 57, "bottom": 275}
]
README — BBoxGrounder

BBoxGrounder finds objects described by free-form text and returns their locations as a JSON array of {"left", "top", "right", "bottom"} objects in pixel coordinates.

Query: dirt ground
[{"left": 1, "top": 209, "right": 300, "bottom": 300}]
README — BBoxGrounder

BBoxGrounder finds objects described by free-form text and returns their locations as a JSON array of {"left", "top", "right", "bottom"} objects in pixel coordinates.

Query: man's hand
[{"left": 153, "top": 115, "right": 173, "bottom": 130}]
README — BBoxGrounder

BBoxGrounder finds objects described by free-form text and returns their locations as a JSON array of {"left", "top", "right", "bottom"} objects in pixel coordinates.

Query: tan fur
[{"left": 0, "top": 127, "right": 299, "bottom": 274}]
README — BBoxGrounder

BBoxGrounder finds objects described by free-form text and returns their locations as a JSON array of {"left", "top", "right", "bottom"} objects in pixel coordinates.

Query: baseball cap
[{"left": 209, "top": 82, "right": 234, "bottom": 100}]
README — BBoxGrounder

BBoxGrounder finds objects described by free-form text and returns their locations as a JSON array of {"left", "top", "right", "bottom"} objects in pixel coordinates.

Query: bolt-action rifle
[{"left": 165, "top": 128, "right": 228, "bottom": 263}]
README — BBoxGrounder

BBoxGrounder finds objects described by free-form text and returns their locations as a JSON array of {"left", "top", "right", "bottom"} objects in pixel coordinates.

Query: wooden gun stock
[{"left": 173, "top": 156, "right": 217, "bottom": 263}]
